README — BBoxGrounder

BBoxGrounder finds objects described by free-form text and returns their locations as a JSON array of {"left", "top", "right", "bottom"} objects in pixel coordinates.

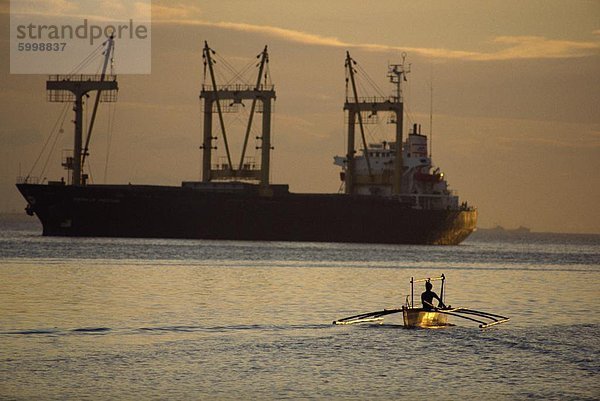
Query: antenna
[
  {"left": 429, "top": 79, "right": 433, "bottom": 159},
  {"left": 387, "top": 52, "right": 411, "bottom": 103}
]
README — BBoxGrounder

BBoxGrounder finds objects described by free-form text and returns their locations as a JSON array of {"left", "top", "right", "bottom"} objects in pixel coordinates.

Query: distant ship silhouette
[{"left": 16, "top": 42, "right": 477, "bottom": 245}]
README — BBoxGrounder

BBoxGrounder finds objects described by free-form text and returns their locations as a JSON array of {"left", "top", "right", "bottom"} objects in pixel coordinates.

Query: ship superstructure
[
  {"left": 334, "top": 52, "right": 461, "bottom": 211},
  {"left": 335, "top": 126, "right": 456, "bottom": 210}
]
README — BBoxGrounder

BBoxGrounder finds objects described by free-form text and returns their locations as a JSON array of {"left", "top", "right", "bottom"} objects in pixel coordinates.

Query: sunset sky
[{"left": 1, "top": 0, "right": 599, "bottom": 233}]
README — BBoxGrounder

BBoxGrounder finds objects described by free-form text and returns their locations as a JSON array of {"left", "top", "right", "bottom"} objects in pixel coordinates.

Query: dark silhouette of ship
[{"left": 16, "top": 41, "right": 477, "bottom": 245}]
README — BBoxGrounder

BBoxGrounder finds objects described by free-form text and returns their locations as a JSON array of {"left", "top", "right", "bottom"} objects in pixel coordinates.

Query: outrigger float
[{"left": 333, "top": 275, "right": 510, "bottom": 329}]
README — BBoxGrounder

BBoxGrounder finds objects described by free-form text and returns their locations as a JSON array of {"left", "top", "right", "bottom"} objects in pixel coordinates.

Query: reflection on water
[{"left": 0, "top": 223, "right": 599, "bottom": 399}]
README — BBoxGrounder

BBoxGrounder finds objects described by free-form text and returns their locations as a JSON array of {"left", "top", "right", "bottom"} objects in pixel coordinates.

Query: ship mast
[
  {"left": 345, "top": 52, "right": 372, "bottom": 177},
  {"left": 46, "top": 35, "right": 118, "bottom": 186},
  {"left": 387, "top": 52, "right": 410, "bottom": 195},
  {"left": 202, "top": 42, "right": 233, "bottom": 171},
  {"left": 81, "top": 35, "right": 115, "bottom": 172},
  {"left": 343, "top": 52, "right": 406, "bottom": 195},
  {"left": 200, "top": 42, "right": 276, "bottom": 195},
  {"left": 238, "top": 45, "right": 269, "bottom": 174}
]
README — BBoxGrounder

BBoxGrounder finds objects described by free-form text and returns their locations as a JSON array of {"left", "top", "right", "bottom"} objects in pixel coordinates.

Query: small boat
[
  {"left": 402, "top": 308, "right": 449, "bottom": 329},
  {"left": 333, "top": 274, "right": 509, "bottom": 329}
]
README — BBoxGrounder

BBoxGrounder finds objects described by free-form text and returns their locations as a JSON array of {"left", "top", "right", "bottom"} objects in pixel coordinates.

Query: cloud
[
  {"left": 11, "top": 0, "right": 80, "bottom": 15},
  {"left": 153, "top": 16, "right": 600, "bottom": 61},
  {"left": 152, "top": 3, "right": 201, "bottom": 20},
  {"left": 488, "top": 36, "right": 600, "bottom": 60},
  {"left": 10, "top": 2, "right": 599, "bottom": 61},
  {"left": 203, "top": 21, "right": 347, "bottom": 48},
  {"left": 497, "top": 134, "right": 600, "bottom": 149},
  {"left": 8, "top": 0, "right": 151, "bottom": 22}
]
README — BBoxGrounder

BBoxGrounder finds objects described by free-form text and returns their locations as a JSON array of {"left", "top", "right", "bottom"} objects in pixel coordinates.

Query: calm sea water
[{"left": 1, "top": 216, "right": 598, "bottom": 400}]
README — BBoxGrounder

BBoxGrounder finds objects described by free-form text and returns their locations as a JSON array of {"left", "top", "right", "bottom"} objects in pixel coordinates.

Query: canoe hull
[{"left": 402, "top": 307, "right": 449, "bottom": 328}]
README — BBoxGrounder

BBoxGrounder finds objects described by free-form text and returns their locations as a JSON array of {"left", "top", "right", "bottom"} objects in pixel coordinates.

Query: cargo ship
[{"left": 16, "top": 40, "right": 477, "bottom": 245}]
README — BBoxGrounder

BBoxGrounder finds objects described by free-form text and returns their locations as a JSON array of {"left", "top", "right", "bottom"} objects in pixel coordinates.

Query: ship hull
[{"left": 16, "top": 183, "right": 477, "bottom": 245}]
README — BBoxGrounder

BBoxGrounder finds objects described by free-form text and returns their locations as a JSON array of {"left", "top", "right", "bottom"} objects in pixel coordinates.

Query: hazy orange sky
[{"left": 1, "top": 0, "right": 599, "bottom": 233}]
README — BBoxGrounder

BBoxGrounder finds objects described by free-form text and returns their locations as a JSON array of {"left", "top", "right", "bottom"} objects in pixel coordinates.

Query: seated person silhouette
[{"left": 421, "top": 281, "right": 446, "bottom": 310}]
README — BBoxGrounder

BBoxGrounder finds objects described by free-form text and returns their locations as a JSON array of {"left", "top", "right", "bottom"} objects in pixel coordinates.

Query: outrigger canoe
[{"left": 333, "top": 274, "right": 509, "bottom": 329}]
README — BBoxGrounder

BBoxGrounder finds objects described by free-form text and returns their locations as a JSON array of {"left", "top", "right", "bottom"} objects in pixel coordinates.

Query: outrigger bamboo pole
[
  {"left": 430, "top": 309, "right": 490, "bottom": 326},
  {"left": 454, "top": 308, "right": 510, "bottom": 320},
  {"left": 423, "top": 302, "right": 510, "bottom": 328},
  {"left": 333, "top": 308, "right": 403, "bottom": 325}
]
